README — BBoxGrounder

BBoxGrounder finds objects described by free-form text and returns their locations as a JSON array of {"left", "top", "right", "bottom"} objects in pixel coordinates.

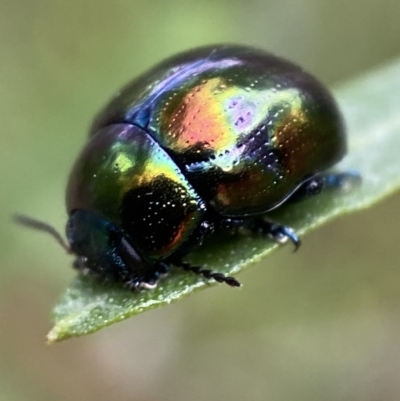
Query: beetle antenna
[
  {"left": 175, "top": 261, "right": 241, "bottom": 287},
  {"left": 13, "top": 214, "right": 72, "bottom": 254}
]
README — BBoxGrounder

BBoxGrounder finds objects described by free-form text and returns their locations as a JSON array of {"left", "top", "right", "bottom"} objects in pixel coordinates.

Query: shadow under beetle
[{"left": 16, "top": 44, "right": 360, "bottom": 290}]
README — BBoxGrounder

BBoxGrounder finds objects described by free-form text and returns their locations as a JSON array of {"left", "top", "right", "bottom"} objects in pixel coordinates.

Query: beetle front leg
[{"left": 124, "top": 262, "right": 171, "bottom": 290}]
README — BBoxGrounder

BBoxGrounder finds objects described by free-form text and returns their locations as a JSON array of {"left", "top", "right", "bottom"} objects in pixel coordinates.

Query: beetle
[{"left": 16, "top": 44, "right": 359, "bottom": 289}]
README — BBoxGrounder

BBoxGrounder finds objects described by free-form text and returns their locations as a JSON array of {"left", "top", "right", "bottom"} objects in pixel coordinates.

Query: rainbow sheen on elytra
[
  {"left": 67, "top": 124, "right": 204, "bottom": 260},
  {"left": 64, "top": 44, "right": 352, "bottom": 289},
  {"left": 91, "top": 46, "right": 345, "bottom": 216}
]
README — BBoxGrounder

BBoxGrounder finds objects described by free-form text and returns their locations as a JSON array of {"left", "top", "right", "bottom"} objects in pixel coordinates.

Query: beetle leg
[
  {"left": 247, "top": 219, "right": 301, "bottom": 251},
  {"left": 72, "top": 256, "right": 90, "bottom": 274},
  {"left": 321, "top": 170, "right": 362, "bottom": 191},
  {"left": 138, "top": 280, "right": 158, "bottom": 290},
  {"left": 217, "top": 217, "right": 300, "bottom": 251},
  {"left": 216, "top": 218, "right": 245, "bottom": 230},
  {"left": 125, "top": 263, "right": 170, "bottom": 290},
  {"left": 290, "top": 170, "right": 361, "bottom": 203},
  {"left": 174, "top": 261, "right": 241, "bottom": 287},
  {"left": 125, "top": 275, "right": 158, "bottom": 291}
]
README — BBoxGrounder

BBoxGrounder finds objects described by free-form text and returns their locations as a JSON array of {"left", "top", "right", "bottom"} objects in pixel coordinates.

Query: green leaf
[{"left": 48, "top": 58, "right": 400, "bottom": 343}]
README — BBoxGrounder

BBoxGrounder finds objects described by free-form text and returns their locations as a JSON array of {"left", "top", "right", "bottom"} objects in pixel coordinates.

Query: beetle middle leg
[
  {"left": 172, "top": 214, "right": 302, "bottom": 287},
  {"left": 246, "top": 219, "right": 301, "bottom": 251},
  {"left": 217, "top": 217, "right": 301, "bottom": 251}
]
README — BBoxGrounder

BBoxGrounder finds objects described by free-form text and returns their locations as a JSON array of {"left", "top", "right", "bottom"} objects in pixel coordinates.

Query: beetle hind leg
[
  {"left": 174, "top": 261, "right": 241, "bottom": 287},
  {"left": 290, "top": 170, "right": 361, "bottom": 203},
  {"left": 241, "top": 171, "right": 361, "bottom": 252}
]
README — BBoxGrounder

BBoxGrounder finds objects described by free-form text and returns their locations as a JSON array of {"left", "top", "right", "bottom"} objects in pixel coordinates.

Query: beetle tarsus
[
  {"left": 248, "top": 219, "right": 301, "bottom": 251},
  {"left": 322, "top": 170, "right": 362, "bottom": 192},
  {"left": 175, "top": 261, "right": 241, "bottom": 287},
  {"left": 270, "top": 224, "right": 301, "bottom": 252},
  {"left": 290, "top": 171, "right": 362, "bottom": 204},
  {"left": 139, "top": 280, "right": 159, "bottom": 290}
]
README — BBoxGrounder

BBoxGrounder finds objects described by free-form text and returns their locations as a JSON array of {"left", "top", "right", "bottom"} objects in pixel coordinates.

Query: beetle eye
[
  {"left": 66, "top": 209, "right": 155, "bottom": 282},
  {"left": 66, "top": 209, "right": 111, "bottom": 259}
]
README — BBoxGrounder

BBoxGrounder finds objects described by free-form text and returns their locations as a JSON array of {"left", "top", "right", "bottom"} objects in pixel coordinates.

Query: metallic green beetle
[{"left": 18, "top": 45, "right": 359, "bottom": 289}]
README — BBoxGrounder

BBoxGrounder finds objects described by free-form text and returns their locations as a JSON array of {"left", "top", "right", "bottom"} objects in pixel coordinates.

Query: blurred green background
[{"left": 2, "top": 0, "right": 400, "bottom": 400}]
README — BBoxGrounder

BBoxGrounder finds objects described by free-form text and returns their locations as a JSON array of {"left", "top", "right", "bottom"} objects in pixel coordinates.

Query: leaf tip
[
  {"left": 46, "top": 329, "right": 59, "bottom": 344},
  {"left": 46, "top": 324, "right": 71, "bottom": 344}
]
